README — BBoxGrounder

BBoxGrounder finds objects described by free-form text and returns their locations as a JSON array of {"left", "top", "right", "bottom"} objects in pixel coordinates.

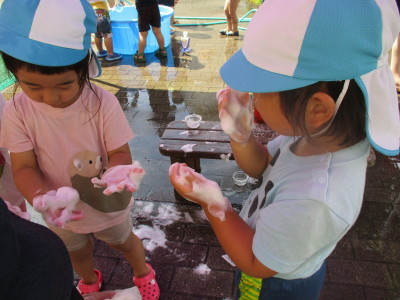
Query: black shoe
[
  {"left": 226, "top": 31, "right": 239, "bottom": 36},
  {"left": 220, "top": 29, "right": 227, "bottom": 35}
]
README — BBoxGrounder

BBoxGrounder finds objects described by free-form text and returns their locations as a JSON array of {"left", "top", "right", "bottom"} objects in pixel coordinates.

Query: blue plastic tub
[{"left": 109, "top": 5, "right": 173, "bottom": 55}]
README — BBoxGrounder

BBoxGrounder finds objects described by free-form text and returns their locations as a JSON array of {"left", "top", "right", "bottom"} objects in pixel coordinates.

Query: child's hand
[
  {"left": 4, "top": 200, "right": 31, "bottom": 220},
  {"left": 33, "top": 187, "right": 84, "bottom": 227},
  {"left": 169, "top": 163, "right": 230, "bottom": 221},
  {"left": 91, "top": 161, "right": 145, "bottom": 195},
  {"left": 217, "top": 87, "right": 254, "bottom": 144}
]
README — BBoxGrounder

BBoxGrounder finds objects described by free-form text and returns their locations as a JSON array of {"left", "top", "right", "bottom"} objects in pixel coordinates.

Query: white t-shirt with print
[{"left": 240, "top": 135, "right": 369, "bottom": 279}]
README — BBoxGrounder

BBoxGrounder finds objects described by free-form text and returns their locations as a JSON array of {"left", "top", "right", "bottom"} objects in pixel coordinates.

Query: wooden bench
[{"left": 159, "top": 120, "right": 277, "bottom": 173}]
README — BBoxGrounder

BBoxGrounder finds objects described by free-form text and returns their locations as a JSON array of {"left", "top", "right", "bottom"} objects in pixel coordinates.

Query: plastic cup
[
  {"left": 232, "top": 171, "right": 249, "bottom": 186},
  {"left": 185, "top": 114, "right": 202, "bottom": 128}
]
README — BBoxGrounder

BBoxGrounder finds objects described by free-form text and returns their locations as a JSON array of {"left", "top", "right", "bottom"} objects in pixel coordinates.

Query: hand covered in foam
[
  {"left": 33, "top": 187, "right": 84, "bottom": 227},
  {"left": 216, "top": 87, "right": 254, "bottom": 144},
  {"left": 91, "top": 161, "right": 145, "bottom": 195},
  {"left": 4, "top": 200, "right": 31, "bottom": 220},
  {"left": 169, "top": 162, "right": 230, "bottom": 221}
]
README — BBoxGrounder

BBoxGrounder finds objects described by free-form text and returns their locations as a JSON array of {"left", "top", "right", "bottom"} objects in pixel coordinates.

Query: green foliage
[
  {"left": 0, "top": 56, "right": 15, "bottom": 91},
  {"left": 247, "top": 0, "right": 262, "bottom": 5}
]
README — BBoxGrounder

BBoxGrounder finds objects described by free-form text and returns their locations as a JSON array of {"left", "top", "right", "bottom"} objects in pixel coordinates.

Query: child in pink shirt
[
  {"left": 0, "top": 94, "right": 25, "bottom": 211},
  {"left": 0, "top": 0, "right": 159, "bottom": 299}
]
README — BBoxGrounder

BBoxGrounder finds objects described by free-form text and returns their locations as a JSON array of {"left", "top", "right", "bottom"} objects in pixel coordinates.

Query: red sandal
[
  {"left": 133, "top": 264, "right": 160, "bottom": 300},
  {"left": 77, "top": 269, "right": 103, "bottom": 295}
]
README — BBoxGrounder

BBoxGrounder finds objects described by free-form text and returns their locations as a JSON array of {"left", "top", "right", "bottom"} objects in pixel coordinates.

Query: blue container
[{"left": 109, "top": 5, "right": 173, "bottom": 55}]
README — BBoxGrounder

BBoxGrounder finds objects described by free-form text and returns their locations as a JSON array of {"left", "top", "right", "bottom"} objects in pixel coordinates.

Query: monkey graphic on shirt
[{"left": 68, "top": 150, "right": 131, "bottom": 213}]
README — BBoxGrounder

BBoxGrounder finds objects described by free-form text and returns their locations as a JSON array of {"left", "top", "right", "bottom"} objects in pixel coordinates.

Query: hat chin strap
[{"left": 310, "top": 79, "right": 350, "bottom": 137}]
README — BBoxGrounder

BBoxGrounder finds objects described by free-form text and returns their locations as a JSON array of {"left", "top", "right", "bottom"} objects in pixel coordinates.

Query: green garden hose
[{"left": 174, "top": 9, "right": 257, "bottom": 30}]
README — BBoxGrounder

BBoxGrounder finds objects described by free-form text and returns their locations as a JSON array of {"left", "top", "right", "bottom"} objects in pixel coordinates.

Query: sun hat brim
[{"left": 220, "top": 49, "right": 317, "bottom": 93}]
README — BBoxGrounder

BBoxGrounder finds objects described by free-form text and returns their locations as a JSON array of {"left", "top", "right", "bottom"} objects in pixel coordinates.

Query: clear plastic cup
[
  {"left": 232, "top": 171, "right": 249, "bottom": 186},
  {"left": 185, "top": 114, "right": 202, "bottom": 128}
]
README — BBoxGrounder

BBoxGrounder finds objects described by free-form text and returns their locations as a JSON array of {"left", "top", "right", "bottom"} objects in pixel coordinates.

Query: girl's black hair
[
  {"left": 279, "top": 80, "right": 366, "bottom": 147},
  {"left": 1, "top": 52, "right": 92, "bottom": 90},
  {"left": 1, "top": 52, "right": 100, "bottom": 119}
]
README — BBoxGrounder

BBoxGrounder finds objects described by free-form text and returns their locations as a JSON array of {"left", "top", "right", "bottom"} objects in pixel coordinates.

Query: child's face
[
  {"left": 253, "top": 92, "right": 295, "bottom": 136},
  {"left": 16, "top": 67, "right": 81, "bottom": 108}
]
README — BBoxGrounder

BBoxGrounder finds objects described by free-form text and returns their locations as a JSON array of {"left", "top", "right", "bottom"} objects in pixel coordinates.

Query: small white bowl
[
  {"left": 185, "top": 114, "right": 202, "bottom": 128},
  {"left": 232, "top": 171, "right": 249, "bottom": 186}
]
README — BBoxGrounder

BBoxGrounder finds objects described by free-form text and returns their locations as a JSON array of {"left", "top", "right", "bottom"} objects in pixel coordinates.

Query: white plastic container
[
  {"left": 232, "top": 171, "right": 249, "bottom": 186},
  {"left": 185, "top": 114, "right": 202, "bottom": 128}
]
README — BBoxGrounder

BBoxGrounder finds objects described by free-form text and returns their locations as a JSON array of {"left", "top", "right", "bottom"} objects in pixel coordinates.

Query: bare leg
[
  {"left": 390, "top": 34, "right": 400, "bottom": 90},
  {"left": 95, "top": 37, "right": 104, "bottom": 52},
  {"left": 224, "top": 0, "right": 232, "bottom": 31},
  {"left": 229, "top": 0, "right": 240, "bottom": 32},
  {"left": 69, "top": 237, "right": 98, "bottom": 284},
  {"left": 109, "top": 232, "right": 150, "bottom": 277},
  {"left": 152, "top": 27, "right": 165, "bottom": 49},
  {"left": 104, "top": 36, "right": 115, "bottom": 55},
  {"left": 138, "top": 31, "right": 148, "bottom": 56}
]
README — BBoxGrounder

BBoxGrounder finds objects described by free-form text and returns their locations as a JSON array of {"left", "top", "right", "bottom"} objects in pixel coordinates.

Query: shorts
[
  {"left": 49, "top": 216, "right": 133, "bottom": 252},
  {"left": 94, "top": 9, "right": 112, "bottom": 38},
  {"left": 233, "top": 261, "right": 327, "bottom": 300},
  {"left": 158, "top": 0, "right": 174, "bottom": 7},
  {"left": 137, "top": 5, "right": 161, "bottom": 32}
]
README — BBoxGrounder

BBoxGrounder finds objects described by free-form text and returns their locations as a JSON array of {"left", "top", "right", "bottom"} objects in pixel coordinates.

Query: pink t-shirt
[
  {"left": 0, "top": 94, "right": 24, "bottom": 207},
  {"left": 0, "top": 84, "right": 135, "bottom": 233}
]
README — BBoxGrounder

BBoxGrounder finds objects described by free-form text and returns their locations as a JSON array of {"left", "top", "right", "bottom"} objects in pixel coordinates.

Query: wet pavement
[{"left": 3, "top": 1, "right": 400, "bottom": 299}]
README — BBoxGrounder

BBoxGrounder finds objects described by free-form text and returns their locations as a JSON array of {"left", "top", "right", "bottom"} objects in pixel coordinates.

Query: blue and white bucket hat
[
  {"left": 0, "top": 0, "right": 101, "bottom": 78},
  {"left": 221, "top": 0, "right": 400, "bottom": 156}
]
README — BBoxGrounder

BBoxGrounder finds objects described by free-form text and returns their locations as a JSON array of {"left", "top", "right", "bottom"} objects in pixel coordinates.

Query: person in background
[
  {"left": 133, "top": 0, "right": 168, "bottom": 63},
  {"left": 158, "top": 0, "right": 179, "bottom": 33},
  {"left": 0, "top": 0, "right": 159, "bottom": 299},
  {"left": 170, "top": 0, "right": 399, "bottom": 299},
  {"left": 220, "top": 0, "right": 241, "bottom": 37},
  {"left": 89, "top": 0, "right": 123, "bottom": 61}
]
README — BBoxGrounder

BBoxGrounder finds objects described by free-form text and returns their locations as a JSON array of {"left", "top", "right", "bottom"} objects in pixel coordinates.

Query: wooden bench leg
[{"left": 169, "top": 156, "right": 201, "bottom": 202}]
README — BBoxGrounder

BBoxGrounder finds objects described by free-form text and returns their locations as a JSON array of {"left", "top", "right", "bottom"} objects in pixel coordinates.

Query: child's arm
[
  {"left": 10, "top": 150, "right": 49, "bottom": 205},
  {"left": 107, "top": 143, "right": 132, "bottom": 168},
  {"left": 169, "top": 163, "right": 277, "bottom": 278},
  {"left": 230, "top": 136, "right": 271, "bottom": 179},
  {"left": 11, "top": 151, "right": 84, "bottom": 227},
  {"left": 217, "top": 88, "right": 271, "bottom": 178}
]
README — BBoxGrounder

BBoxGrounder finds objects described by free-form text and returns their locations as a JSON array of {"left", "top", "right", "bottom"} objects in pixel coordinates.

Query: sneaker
[
  {"left": 97, "top": 50, "right": 107, "bottom": 58},
  {"left": 77, "top": 269, "right": 103, "bottom": 295},
  {"left": 105, "top": 53, "right": 122, "bottom": 61},
  {"left": 219, "top": 29, "right": 228, "bottom": 35},
  {"left": 226, "top": 31, "right": 239, "bottom": 37},
  {"left": 133, "top": 264, "right": 160, "bottom": 300}
]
